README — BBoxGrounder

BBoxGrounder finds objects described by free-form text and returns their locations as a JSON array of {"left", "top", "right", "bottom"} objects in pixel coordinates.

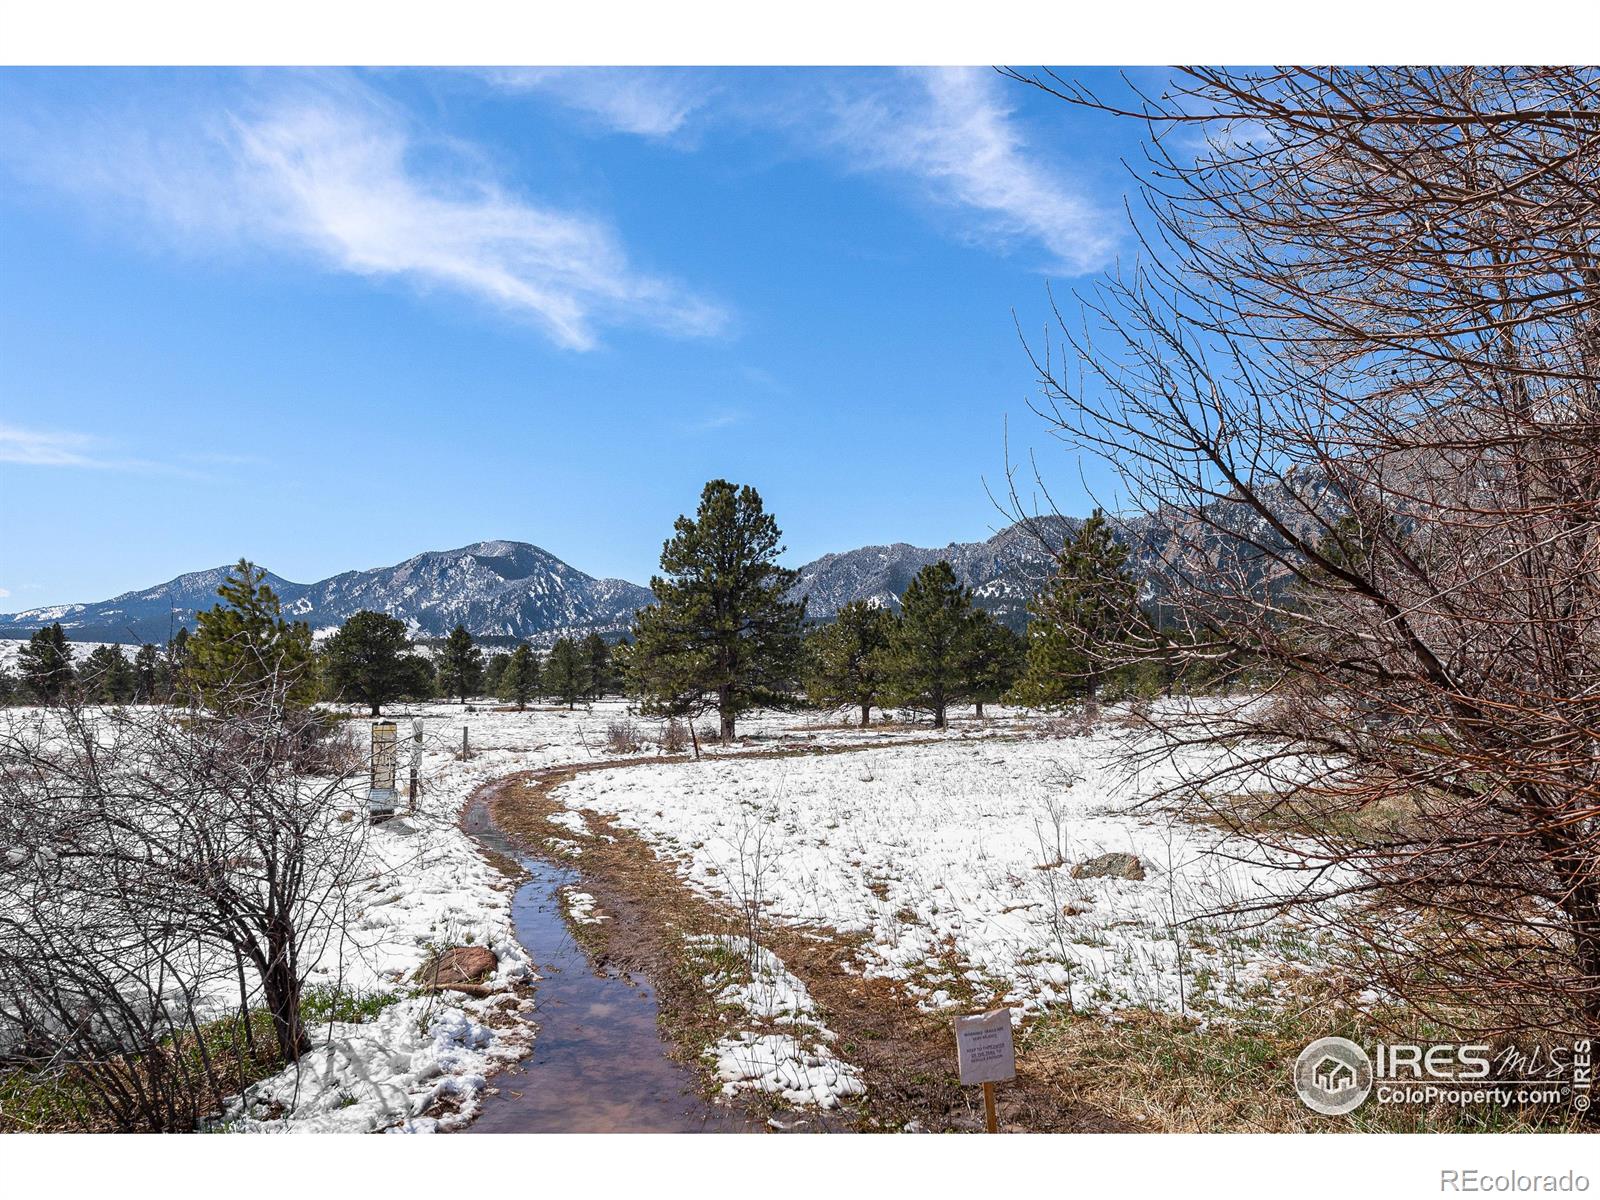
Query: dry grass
[{"left": 1022, "top": 969, "right": 1588, "bottom": 1133}]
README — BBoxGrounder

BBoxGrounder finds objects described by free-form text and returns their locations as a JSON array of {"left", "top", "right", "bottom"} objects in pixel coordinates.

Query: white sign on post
[{"left": 954, "top": 1007, "right": 1016, "bottom": 1086}]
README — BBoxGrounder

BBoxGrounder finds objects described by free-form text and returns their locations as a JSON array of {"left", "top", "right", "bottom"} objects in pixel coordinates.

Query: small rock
[
  {"left": 414, "top": 945, "right": 498, "bottom": 987},
  {"left": 1070, "top": 852, "right": 1147, "bottom": 881}
]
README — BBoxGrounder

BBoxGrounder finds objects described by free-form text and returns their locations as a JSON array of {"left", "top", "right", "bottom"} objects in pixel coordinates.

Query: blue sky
[{"left": 0, "top": 67, "right": 1159, "bottom": 608}]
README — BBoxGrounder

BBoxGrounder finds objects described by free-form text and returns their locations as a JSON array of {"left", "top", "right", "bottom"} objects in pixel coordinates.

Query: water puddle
[{"left": 461, "top": 790, "right": 757, "bottom": 1133}]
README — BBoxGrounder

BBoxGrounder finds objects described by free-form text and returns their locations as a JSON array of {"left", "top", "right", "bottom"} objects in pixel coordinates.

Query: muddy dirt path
[{"left": 460, "top": 784, "right": 755, "bottom": 1133}]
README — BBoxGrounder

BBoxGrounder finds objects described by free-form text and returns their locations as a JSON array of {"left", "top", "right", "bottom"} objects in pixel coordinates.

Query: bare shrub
[
  {"left": 1039, "top": 708, "right": 1099, "bottom": 739},
  {"left": 0, "top": 695, "right": 365, "bottom": 1130},
  {"left": 660, "top": 719, "right": 688, "bottom": 755},
  {"left": 604, "top": 719, "right": 642, "bottom": 755},
  {"left": 291, "top": 716, "right": 361, "bottom": 776}
]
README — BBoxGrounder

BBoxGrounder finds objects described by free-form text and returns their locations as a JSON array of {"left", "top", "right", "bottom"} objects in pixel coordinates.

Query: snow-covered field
[
  {"left": 551, "top": 714, "right": 1331, "bottom": 1021},
  {"left": 223, "top": 699, "right": 992, "bottom": 1130},
  {"left": 5, "top": 693, "right": 1330, "bottom": 1131}
]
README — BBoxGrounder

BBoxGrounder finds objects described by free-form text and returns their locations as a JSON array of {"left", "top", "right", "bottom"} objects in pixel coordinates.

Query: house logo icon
[{"left": 1294, "top": 1037, "right": 1373, "bottom": 1115}]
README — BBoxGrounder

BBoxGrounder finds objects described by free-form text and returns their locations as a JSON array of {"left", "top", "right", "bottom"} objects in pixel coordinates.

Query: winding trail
[{"left": 460, "top": 783, "right": 754, "bottom": 1133}]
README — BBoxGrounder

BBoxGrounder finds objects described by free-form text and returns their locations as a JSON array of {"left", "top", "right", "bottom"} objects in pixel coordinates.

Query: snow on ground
[
  {"left": 562, "top": 888, "right": 609, "bottom": 925},
  {"left": 688, "top": 934, "right": 866, "bottom": 1109},
  {"left": 221, "top": 697, "right": 948, "bottom": 1131},
  {"left": 6, "top": 693, "right": 1322, "bottom": 1130},
  {"left": 552, "top": 713, "right": 1332, "bottom": 1020}
]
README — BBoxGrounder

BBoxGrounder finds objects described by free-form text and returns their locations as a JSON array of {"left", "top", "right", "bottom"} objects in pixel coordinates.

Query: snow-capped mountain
[
  {"left": 792, "top": 517, "right": 1080, "bottom": 628},
  {"left": 0, "top": 487, "right": 1330, "bottom": 647},
  {"left": 0, "top": 541, "right": 654, "bottom": 646}
]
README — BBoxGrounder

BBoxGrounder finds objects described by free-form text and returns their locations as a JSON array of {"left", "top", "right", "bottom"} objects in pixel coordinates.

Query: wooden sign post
[
  {"left": 954, "top": 1007, "right": 1015, "bottom": 1133},
  {"left": 367, "top": 720, "right": 398, "bottom": 823}
]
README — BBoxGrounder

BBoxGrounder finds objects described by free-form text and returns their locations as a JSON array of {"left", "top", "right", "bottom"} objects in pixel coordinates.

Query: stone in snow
[{"left": 1070, "top": 852, "right": 1148, "bottom": 881}]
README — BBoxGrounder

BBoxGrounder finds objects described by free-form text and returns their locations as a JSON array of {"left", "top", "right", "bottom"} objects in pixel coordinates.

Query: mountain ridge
[{"left": 0, "top": 517, "right": 1137, "bottom": 645}]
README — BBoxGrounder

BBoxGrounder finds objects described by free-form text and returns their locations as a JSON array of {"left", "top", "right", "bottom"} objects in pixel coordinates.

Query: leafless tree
[
  {"left": 0, "top": 687, "right": 366, "bottom": 1129},
  {"left": 1002, "top": 66, "right": 1600, "bottom": 1037}
]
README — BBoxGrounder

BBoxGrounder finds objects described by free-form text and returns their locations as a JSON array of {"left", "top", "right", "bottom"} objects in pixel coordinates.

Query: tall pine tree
[
  {"left": 882, "top": 561, "right": 980, "bottom": 729},
  {"left": 81, "top": 644, "right": 137, "bottom": 704},
  {"left": 543, "top": 637, "right": 585, "bottom": 709},
  {"left": 581, "top": 632, "right": 612, "bottom": 700},
  {"left": 439, "top": 624, "right": 483, "bottom": 704},
  {"left": 803, "top": 600, "right": 895, "bottom": 727},
  {"left": 184, "top": 560, "right": 316, "bottom": 713},
  {"left": 1011, "top": 511, "right": 1140, "bottom": 708},
  {"left": 17, "top": 623, "right": 74, "bottom": 704},
  {"left": 133, "top": 642, "right": 161, "bottom": 703},
  {"left": 963, "top": 613, "right": 1026, "bottom": 718},
  {"left": 626, "top": 480, "right": 806, "bottom": 740},
  {"left": 323, "top": 610, "right": 418, "bottom": 716},
  {"left": 499, "top": 643, "right": 539, "bottom": 710}
]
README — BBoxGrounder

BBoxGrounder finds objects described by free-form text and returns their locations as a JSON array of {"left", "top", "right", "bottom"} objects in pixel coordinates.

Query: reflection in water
[{"left": 463, "top": 792, "right": 756, "bottom": 1134}]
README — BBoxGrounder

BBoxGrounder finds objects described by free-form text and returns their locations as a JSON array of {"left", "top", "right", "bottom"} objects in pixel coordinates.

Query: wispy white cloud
[
  {"left": 686, "top": 408, "right": 746, "bottom": 433},
  {"left": 0, "top": 423, "right": 228, "bottom": 479},
  {"left": 0, "top": 424, "right": 105, "bottom": 467},
  {"left": 476, "top": 66, "right": 1113, "bottom": 274},
  {"left": 821, "top": 68, "right": 1116, "bottom": 275},
  {"left": 480, "top": 68, "right": 708, "bottom": 139},
  {"left": 3, "top": 76, "right": 726, "bottom": 351}
]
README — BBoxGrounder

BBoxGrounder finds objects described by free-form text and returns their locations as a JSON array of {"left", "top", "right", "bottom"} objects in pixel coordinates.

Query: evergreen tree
[
  {"left": 0, "top": 667, "right": 16, "bottom": 706},
  {"left": 17, "top": 623, "right": 74, "bottom": 704},
  {"left": 165, "top": 627, "right": 191, "bottom": 706},
  {"left": 184, "top": 560, "right": 316, "bottom": 713},
  {"left": 581, "top": 632, "right": 612, "bottom": 700},
  {"left": 499, "top": 644, "right": 539, "bottom": 710},
  {"left": 1011, "top": 511, "right": 1140, "bottom": 708},
  {"left": 543, "top": 637, "right": 584, "bottom": 709},
  {"left": 802, "top": 600, "right": 895, "bottom": 727},
  {"left": 133, "top": 643, "right": 161, "bottom": 703},
  {"left": 626, "top": 480, "right": 806, "bottom": 740},
  {"left": 323, "top": 610, "right": 416, "bottom": 716},
  {"left": 881, "top": 561, "right": 980, "bottom": 729},
  {"left": 81, "top": 644, "right": 137, "bottom": 704},
  {"left": 482, "top": 652, "right": 512, "bottom": 697},
  {"left": 398, "top": 651, "right": 437, "bottom": 701},
  {"left": 439, "top": 624, "right": 483, "bottom": 703},
  {"left": 963, "top": 613, "right": 1026, "bottom": 718}
]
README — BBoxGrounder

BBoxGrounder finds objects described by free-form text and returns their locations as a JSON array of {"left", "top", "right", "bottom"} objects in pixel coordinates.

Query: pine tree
[
  {"left": 803, "top": 600, "right": 895, "bottom": 727},
  {"left": 964, "top": 613, "right": 1026, "bottom": 718},
  {"left": 482, "top": 652, "right": 512, "bottom": 697},
  {"left": 17, "top": 623, "right": 75, "bottom": 704},
  {"left": 323, "top": 610, "right": 416, "bottom": 716},
  {"left": 581, "top": 632, "right": 612, "bottom": 700},
  {"left": 627, "top": 480, "right": 806, "bottom": 740},
  {"left": 881, "top": 561, "right": 980, "bottom": 729},
  {"left": 544, "top": 637, "right": 584, "bottom": 709},
  {"left": 1010, "top": 510, "right": 1140, "bottom": 708},
  {"left": 183, "top": 560, "right": 316, "bottom": 713},
  {"left": 0, "top": 667, "right": 17, "bottom": 706},
  {"left": 165, "top": 627, "right": 190, "bottom": 705},
  {"left": 81, "top": 644, "right": 137, "bottom": 704},
  {"left": 133, "top": 643, "right": 161, "bottom": 703},
  {"left": 499, "top": 644, "right": 539, "bottom": 710},
  {"left": 439, "top": 624, "right": 483, "bottom": 704}
]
